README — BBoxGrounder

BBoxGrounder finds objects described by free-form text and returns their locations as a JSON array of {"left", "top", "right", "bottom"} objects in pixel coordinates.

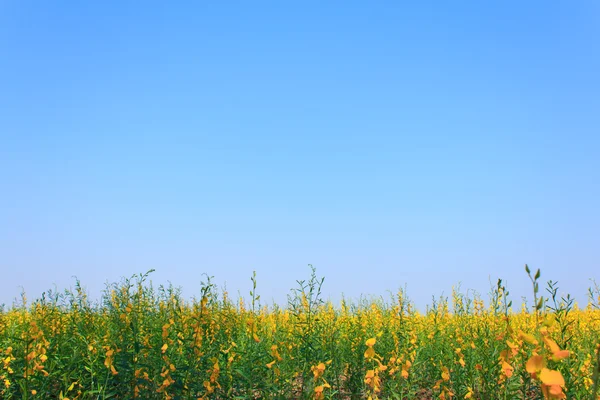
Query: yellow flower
[
  {"left": 518, "top": 331, "right": 538, "bottom": 345},
  {"left": 311, "top": 362, "right": 326, "bottom": 379},
  {"left": 441, "top": 366, "right": 450, "bottom": 381},
  {"left": 539, "top": 368, "right": 566, "bottom": 399},
  {"left": 314, "top": 383, "right": 330, "bottom": 400},
  {"left": 464, "top": 387, "right": 473, "bottom": 399},
  {"left": 526, "top": 355, "right": 545, "bottom": 375},
  {"left": 542, "top": 337, "right": 570, "bottom": 361},
  {"left": 501, "top": 361, "right": 513, "bottom": 378}
]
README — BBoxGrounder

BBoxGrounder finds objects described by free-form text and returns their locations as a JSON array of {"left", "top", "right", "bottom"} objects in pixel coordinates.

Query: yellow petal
[
  {"left": 552, "top": 350, "right": 570, "bottom": 361},
  {"left": 539, "top": 368, "right": 565, "bottom": 386},
  {"left": 518, "top": 331, "right": 538, "bottom": 345},
  {"left": 526, "top": 355, "right": 545, "bottom": 374},
  {"left": 441, "top": 367, "right": 450, "bottom": 381},
  {"left": 502, "top": 361, "right": 513, "bottom": 378},
  {"left": 543, "top": 337, "right": 560, "bottom": 354},
  {"left": 548, "top": 384, "right": 563, "bottom": 396}
]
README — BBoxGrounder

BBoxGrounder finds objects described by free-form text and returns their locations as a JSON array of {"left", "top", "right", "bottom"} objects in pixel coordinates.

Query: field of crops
[{"left": 1, "top": 266, "right": 599, "bottom": 399}]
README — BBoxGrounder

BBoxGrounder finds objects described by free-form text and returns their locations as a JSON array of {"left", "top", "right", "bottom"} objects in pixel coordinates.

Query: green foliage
[{"left": 0, "top": 266, "right": 598, "bottom": 399}]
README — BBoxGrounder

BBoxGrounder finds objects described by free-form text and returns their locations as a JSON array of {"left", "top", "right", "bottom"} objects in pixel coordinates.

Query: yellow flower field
[{"left": 1, "top": 266, "right": 599, "bottom": 399}]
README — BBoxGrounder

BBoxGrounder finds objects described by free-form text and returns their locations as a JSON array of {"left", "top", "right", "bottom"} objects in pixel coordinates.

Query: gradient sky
[{"left": 1, "top": 1, "right": 599, "bottom": 309}]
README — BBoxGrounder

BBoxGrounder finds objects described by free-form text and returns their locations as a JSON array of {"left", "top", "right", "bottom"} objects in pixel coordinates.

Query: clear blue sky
[{"left": 1, "top": 1, "right": 599, "bottom": 309}]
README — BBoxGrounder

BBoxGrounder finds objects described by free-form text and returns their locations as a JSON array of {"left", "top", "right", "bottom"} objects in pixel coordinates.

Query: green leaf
[{"left": 537, "top": 297, "right": 544, "bottom": 310}]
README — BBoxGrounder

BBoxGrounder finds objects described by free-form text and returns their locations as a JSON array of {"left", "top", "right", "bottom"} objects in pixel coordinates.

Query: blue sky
[{"left": 1, "top": 1, "right": 599, "bottom": 309}]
